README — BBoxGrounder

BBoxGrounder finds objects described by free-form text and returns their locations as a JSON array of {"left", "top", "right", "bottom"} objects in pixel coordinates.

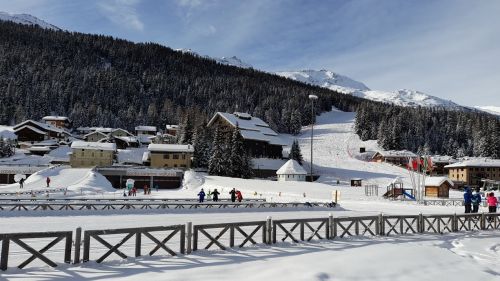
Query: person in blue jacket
[
  {"left": 471, "top": 187, "right": 482, "bottom": 213},
  {"left": 463, "top": 187, "right": 473, "bottom": 213},
  {"left": 198, "top": 188, "right": 206, "bottom": 203}
]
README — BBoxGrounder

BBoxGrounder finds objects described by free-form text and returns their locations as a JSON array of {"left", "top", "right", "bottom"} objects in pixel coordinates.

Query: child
[{"left": 487, "top": 192, "right": 498, "bottom": 222}]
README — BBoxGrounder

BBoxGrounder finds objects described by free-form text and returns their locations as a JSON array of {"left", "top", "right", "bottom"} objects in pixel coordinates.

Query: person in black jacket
[
  {"left": 212, "top": 188, "right": 220, "bottom": 202},
  {"left": 229, "top": 188, "right": 236, "bottom": 202}
]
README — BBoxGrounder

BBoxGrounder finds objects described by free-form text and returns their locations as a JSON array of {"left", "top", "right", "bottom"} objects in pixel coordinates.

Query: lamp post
[{"left": 308, "top": 94, "right": 318, "bottom": 182}]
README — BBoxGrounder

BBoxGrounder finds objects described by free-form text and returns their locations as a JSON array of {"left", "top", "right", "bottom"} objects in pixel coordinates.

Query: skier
[
  {"left": 198, "top": 188, "right": 206, "bottom": 203},
  {"left": 19, "top": 178, "right": 25, "bottom": 189},
  {"left": 229, "top": 188, "right": 237, "bottom": 202},
  {"left": 471, "top": 188, "right": 482, "bottom": 213},
  {"left": 212, "top": 188, "right": 220, "bottom": 202},
  {"left": 46, "top": 177, "right": 51, "bottom": 188},
  {"left": 463, "top": 187, "right": 472, "bottom": 213},
  {"left": 236, "top": 190, "right": 243, "bottom": 202}
]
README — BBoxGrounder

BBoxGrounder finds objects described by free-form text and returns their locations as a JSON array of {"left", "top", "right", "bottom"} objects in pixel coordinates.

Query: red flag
[{"left": 412, "top": 159, "right": 418, "bottom": 171}]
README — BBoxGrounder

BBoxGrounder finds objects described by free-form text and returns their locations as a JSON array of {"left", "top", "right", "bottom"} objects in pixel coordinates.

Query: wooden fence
[
  {"left": 0, "top": 198, "right": 267, "bottom": 203},
  {"left": 0, "top": 201, "right": 333, "bottom": 212},
  {"left": 1, "top": 212, "right": 499, "bottom": 271}
]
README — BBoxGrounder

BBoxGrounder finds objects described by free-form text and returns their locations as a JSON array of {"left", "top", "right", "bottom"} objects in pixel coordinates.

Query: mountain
[
  {"left": 276, "top": 69, "right": 461, "bottom": 108},
  {"left": 475, "top": 106, "right": 500, "bottom": 116},
  {"left": 0, "top": 11, "right": 60, "bottom": 30},
  {"left": 175, "top": 49, "right": 251, "bottom": 68},
  {"left": 276, "top": 69, "right": 370, "bottom": 94}
]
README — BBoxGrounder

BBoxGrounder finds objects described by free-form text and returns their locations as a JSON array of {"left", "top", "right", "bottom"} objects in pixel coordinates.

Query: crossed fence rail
[{"left": 1, "top": 212, "right": 499, "bottom": 271}]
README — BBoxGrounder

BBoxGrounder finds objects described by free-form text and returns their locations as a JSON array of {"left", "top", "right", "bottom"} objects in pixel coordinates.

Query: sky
[{"left": 0, "top": 0, "right": 499, "bottom": 107}]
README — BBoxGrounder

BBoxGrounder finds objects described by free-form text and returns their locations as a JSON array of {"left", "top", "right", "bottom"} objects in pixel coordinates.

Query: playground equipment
[{"left": 383, "top": 177, "right": 415, "bottom": 200}]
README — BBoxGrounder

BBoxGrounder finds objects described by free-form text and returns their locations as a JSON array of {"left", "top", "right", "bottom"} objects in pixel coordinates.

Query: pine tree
[
  {"left": 192, "top": 122, "right": 211, "bottom": 168},
  {"left": 289, "top": 139, "right": 304, "bottom": 165},
  {"left": 208, "top": 128, "right": 226, "bottom": 176},
  {"left": 229, "top": 127, "right": 245, "bottom": 177}
]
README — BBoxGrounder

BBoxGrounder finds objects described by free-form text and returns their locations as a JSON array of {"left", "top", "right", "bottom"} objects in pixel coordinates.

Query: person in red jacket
[
  {"left": 236, "top": 190, "right": 243, "bottom": 202},
  {"left": 487, "top": 192, "right": 498, "bottom": 222}
]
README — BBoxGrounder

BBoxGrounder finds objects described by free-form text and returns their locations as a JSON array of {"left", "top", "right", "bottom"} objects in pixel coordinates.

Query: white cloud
[{"left": 98, "top": 0, "right": 144, "bottom": 31}]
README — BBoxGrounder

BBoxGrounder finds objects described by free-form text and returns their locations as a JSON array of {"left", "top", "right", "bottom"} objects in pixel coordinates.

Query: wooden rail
[
  {"left": 2, "top": 212, "right": 499, "bottom": 270},
  {"left": 0, "top": 198, "right": 267, "bottom": 203},
  {"left": 0, "top": 231, "right": 72, "bottom": 270},
  {"left": 0, "top": 201, "right": 334, "bottom": 212}
]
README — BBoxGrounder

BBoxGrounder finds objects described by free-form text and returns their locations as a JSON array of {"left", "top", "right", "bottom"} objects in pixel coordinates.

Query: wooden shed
[
  {"left": 350, "top": 178, "right": 363, "bottom": 187},
  {"left": 424, "top": 177, "right": 453, "bottom": 198}
]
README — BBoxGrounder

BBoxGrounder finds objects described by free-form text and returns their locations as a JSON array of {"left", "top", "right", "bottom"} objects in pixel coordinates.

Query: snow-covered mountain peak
[
  {"left": 276, "top": 69, "right": 370, "bottom": 94},
  {"left": 0, "top": 11, "right": 60, "bottom": 30},
  {"left": 215, "top": 56, "right": 252, "bottom": 68},
  {"left": 358, "top": 89, "right": 461, "bottom": 108},
  {"left": 474, "top": 106, "right": 500, "bottom": 116}
]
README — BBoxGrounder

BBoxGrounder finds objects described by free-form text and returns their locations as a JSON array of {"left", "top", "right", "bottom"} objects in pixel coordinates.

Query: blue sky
[{"left": 1, "top": 0, "right": 499, "bottom": 106}]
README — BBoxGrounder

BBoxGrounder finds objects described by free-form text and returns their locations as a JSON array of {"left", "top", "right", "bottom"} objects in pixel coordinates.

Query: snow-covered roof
[
  {"left": 166, "top": 125, "right": 179, "bottom": 130},
  {"left": 135, "top": 126, "right": 157, "bottom": 132},
  {"left": 42, "top": 116, "right": 70, "bottom": 121},
  {"left": 115, "top": 136, "right": 139, "bottom": 143},
  {"left": 276, "top": 159, "right": 307, "bottom": 175},
  {"left": 137, "top": 135, "right": 152, "bottom": 144},
  {"left": 444, "top": 159, "right": 500, "bottom": 168},
  {"left": 91, "top": 127, "right": 114, "bottom": 133},
  {"left": 31, "top": 139, "right": 59, "bottom": 146},
  {"left": 71, "top": 141, "right": 116, "bottom": 151},
  {"left": 148, "top": 144, "right": 194, "bottom": 153},
  {"left": 28, "top": 146, "right": 52, "bottom": 152},
  {"left": 84, "top": 130, "right": 108, "bottom": 138},
  {"left": 14, "top": 125, "right": 46, "bottom": 135},
  {"left": 14, "top": 120, "right": 70, "bottom": 135},
  {"left": 373, "top": 150, "right": 417, "bottom": 158},
  {"left": 431, "top": 155, "right": 458, "bottom": 164},
  {"left": 208, "top": 112, "right": 287, "bottom": 146},
  {"left": 391, "top": 177, "right": 403, "bottom": 184},
  {"left": 425, "top": 177, "right": 453, "bottom": 187}
]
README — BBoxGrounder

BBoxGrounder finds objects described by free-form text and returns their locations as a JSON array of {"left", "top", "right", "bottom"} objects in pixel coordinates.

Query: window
[
  {"left": 163, "top": 154, "right": 170, "bottom": 159},
  {"left": 182, "top": 154, "right": 186, "bottom": 160},
  {"left": 173, "top": 154, "right": 179, "bottom": 160}
]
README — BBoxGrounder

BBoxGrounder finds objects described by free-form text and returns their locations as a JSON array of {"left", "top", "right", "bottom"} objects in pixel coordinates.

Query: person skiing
[
  {"left": 19, "top": 178, "right": 25, "bottom": 189},
  {"left": 487, "top": 192, "right": 498, "bottom": 222},
  {"left": 198, "top": 188, "right": 206, "bottom": 203},
  {"left": 236, "top": 190, "right": 243, "bottom": 202},
  {"left": 212, "top": 188, "right": 220, "bottom": 202},
  {"left": 463, "top": 187, "right": 472, "bottom": 213},
  {"left": 46, "top": 177, "right": 51, "bottom": 188},
  {"left": 471, "top": 188, "right": 482, "bottom": 213},
  {"left": 229, "top": 188, "right": 237, "bottom": 202}
]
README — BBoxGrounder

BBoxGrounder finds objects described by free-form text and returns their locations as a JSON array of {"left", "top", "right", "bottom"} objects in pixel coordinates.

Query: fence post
[
  {"left": 1, "top": 238, "right": 9, "bottom": 271},
  {"left": 64, "top": 232, "right": 72, "bottom": 264},
  {"left": 378, "top": 213, "right": 384, "bottom": 235},
  {"left": 74, "top": 227, "right": 82, "bottom": 264},
  {"left": 230, "top": 225, "right": 235, "bottom": 248},
  {"left": 300, "top": 222, "right": 305, "bottom": 241},
  {"left": 83, "top": 232, "right": 90, "bottom": 262},
  {"left": 266, "top": 216, "right": 272, "bottom": 244},
  {"left": 328, "top": 213, "right": 334, "bottom": 239},
  {"left": 186, "top": 222, "right": 192, "bottom": 254},
  {"left": 418, "top": 213, "right": 423, "bottom": 233},
  {"left": 481, "top": 212, "right": 485, "bottom": 230},
  {"left": 453, "top": 213, "right": 457, "bottom": 232},
  {"left": 135, "top": 231, "right": 141, "bottom": 257},
  {"left": 193, "top": 225, "right": 198, "bottom": 251}
]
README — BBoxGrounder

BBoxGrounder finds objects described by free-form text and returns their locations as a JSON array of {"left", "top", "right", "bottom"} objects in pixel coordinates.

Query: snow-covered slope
[
  {"left": 276, "top": 69, "right": 461, "bottom": 108},
  {"left": 0, "top": 11, "right": 60, "bottom": 30},
  {"left": 358, "top": 89, "right": 461, "bottom": 108},
  {"left": 475, "top": 106, "right": 500, "bottom": 116},
  {"left": 276, "top": 69, "right": 370, "bottom": 93}
]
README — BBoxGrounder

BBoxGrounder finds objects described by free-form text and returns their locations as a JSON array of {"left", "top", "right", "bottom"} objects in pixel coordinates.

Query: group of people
[
  {"left": 197, "top": 188, "right": 243, "bottom": 203},
  {"left": 464, "top": 187, "right": 498, "bottom": 216}
]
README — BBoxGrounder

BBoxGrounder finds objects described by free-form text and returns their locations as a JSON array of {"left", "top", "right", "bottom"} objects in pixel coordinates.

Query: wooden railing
[
  {"left": 0, "top": 198, "right": 267, "bottom": 203},
  {"left": 2, "top": 212, "right": 499, "bottom": 271}
]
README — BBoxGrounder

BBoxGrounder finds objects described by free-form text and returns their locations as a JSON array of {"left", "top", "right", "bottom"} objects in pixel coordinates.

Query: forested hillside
[{"left": 0, "top": 21, "right": 498, "bottom": 157}]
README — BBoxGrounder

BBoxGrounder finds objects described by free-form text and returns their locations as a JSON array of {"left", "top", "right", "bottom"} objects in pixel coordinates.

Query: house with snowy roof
[
  {"left": 207, "top": 112, "right": 287, "bottom": 159},
  {"left": 145, "top": 144, "right": 194, "bottom": 169},
  {"left": 83, "top": 128, "right": 138, "bottom": 149},
  {"left": 42, "top": 116, "right": 71, "bottom": 129},
  {"left": 135, "top": 126, "right": 157, "bottom": 136},
  {"left": 445, "top": 158, "right": 500, "bottom": 187},
  {"left": 13, "top": 120, "right": 72, "bottom": 143},
  {"left": 372, "top": 150, "right": 417, "bottom": 166},
  {"left": 276, "top": 159, "right": 307, "bottom": 181},
  {"left": 424, "top": 176, "right": 453, "bottom": 198},
  {"left": 69, "top": 141, "right": 116, "bottom": 168}
]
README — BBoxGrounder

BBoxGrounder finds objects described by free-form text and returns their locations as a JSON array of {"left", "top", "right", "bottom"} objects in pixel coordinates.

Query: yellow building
[
  {"left": 445, "top": 159, "right": 500, "bottom": 187},
  {"left": 147, "top": 144, "right": 194, "bottom": 169},
  {"left": 70, "top": 141, "right": 116, "bottom": 168}
]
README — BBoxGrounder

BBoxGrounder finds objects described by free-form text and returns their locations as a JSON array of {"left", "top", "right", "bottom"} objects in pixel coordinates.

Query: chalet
[
  {"left": 424, "top": 177, "right": 453, "bottom": 198},
  {"left": 372, "top": 150, "right": 417, "bottom": 166},
  {"left": 276, "top": 159, "right": 307, "bottom": 182},
  {"left": 135, "top": 126, "right": 157, "bottom": 136},
  {"left": 27, "top": 139, "right": 59, "bottom": 156},
  {"left": 13, "top": 120, "right": 72, "bottom": 142},
  {"left": 145, "top": 144, "right": 194, "bottom": 169},
  {"left": 84, "top": 131, "right": 108, "bottom": 142},
  {"left": 445, "top": 159, "right": 500, "bottom": 187},
  {"left": 42, "top": 116, "right": 71, "bottom": 129},
  {"left": 165, "top": 125, "right": 179, "bottom": 136},
  {"left": 207, "top": 112, "right": 287, "bottom": 159},
  {"left": 430, "top": 156, "right": 457, "bottom": 176},
  {"left": 83, "top": 128, "right": 136, "bottom": 149},
  {"left": 69, "top": 141, "right": 116, "bottom": 168}
]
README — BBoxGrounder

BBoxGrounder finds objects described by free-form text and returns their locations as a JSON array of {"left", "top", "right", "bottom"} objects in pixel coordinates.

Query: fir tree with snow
[
  {"left": 289, "top": 139, "right": 304, "bottom": 165},
  {"left": 208, "top": 128, "right": 226, "bottom": 176},
  {"left": 192, "top": 122, "right": 212, "bottom": 168}
]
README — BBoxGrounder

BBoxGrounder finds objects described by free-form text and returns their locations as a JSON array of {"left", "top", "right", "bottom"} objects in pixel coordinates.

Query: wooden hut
[{"left": 424, "top": 177, "right": 453, "bottom": 198}]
